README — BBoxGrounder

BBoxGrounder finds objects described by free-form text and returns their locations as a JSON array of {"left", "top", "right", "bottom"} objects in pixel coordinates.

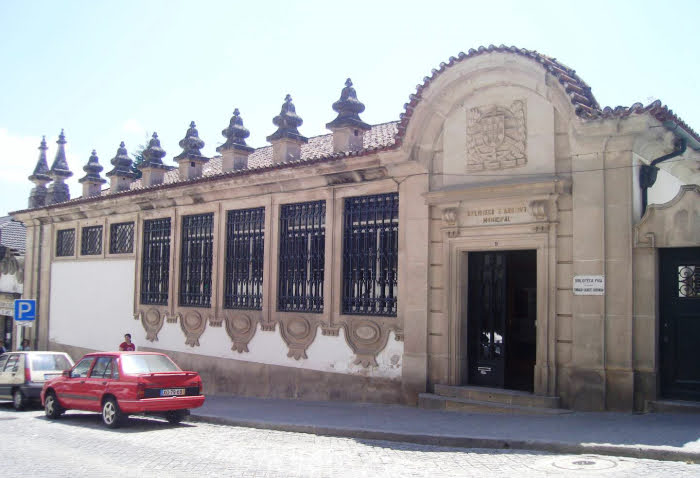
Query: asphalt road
[{"left": 1, "top": 403, "right": 697, "bottom": 478}]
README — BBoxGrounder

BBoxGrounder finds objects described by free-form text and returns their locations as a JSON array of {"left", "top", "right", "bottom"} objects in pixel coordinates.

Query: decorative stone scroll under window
[
  {"left": 56, "top": 229, "right": 75, "bottom": 257},
  {"left": 179, "top": 213, "right": 214, "bottom": 308},
  {"left": 109, "top": 222, "right": 134, "bottom": 254},
  {"left": 278, "top": 200, "right": 325, "bottom": 313},
  {"left": 224, "top": 207, "right": 265, "bottom": 310},
  {"left": 678, "top": 265, "right": 699, "bottom": 298},
  {"left": 141, "top": 218, "right": 171, "bottom": 305},
  {"left": 80, "top": 226, "right": 103, "bottom": 255},
  {"left": 342, "top": 193, "right": 398, "bottom": 316}
]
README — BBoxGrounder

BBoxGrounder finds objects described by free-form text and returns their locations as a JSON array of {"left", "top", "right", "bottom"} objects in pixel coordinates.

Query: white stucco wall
[{"left": 49, "top": 260, "right": 402, "bottom": 379}]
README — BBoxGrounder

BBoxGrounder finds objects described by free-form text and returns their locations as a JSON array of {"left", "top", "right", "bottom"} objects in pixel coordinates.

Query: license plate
[{"left": 160, "top": 388, "right": 185, "bottom": 397}]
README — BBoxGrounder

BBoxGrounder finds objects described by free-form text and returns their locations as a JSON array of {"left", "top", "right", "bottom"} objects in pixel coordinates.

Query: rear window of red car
[{"left": 120, "top": 354, "right": 180, "bottom": 374}]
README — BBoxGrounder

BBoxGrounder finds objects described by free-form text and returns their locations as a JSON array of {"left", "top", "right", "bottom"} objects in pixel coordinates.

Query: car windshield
[
  {"left": 31, "top": 354, "right": 72, "bottom": 372},
  {"left": 120, "top": 354, "right": 180, "bottom": 374}
]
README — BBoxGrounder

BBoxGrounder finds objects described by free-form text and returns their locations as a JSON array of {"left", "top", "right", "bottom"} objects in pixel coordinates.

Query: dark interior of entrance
[{"left": 467, "top": 250, "right": 536, "bottom": 392}]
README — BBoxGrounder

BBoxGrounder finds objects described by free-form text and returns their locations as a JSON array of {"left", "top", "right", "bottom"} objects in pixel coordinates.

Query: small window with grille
[
  {"left": 278, "top": 200, "right": 325, "bottom": 313},
  {"left": 342, "top": 193, "right": 398, "bottom": 316},
  {"left": 678, "top": 265, "right": 699, "bottom": 298},
  {"left": 179, "top": 213, "right": 214, "bottom": 308},
  {"left": 141, "top": 218, "right": 171, "bottom": 305},
  {"left": 224, "top": 207, "right": 265, "bottom": 310},
  {"left": 80, "top": 226, "right": 103, "bottom": 256},
  {"left": 56, "top": 229, "right": 75, "bottom": 257},
  {"left": 109, "top": 222, "right": 134, "bottom": 254}
]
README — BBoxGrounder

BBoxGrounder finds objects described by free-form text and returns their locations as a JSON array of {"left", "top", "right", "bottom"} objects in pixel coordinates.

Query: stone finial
[
  {"left": 46, "top": 130, "right": 73, "bottom": 205},
  {"left": 28, "top": 136, "right": 52, "bottom": 208},
  {"left": 174, "top": 123, "right": 206, "bottom": 162},
  {"left": 173, "top": 122, "right": 209, "bottom": 180},
  {"left": 218, "top": 109, "right": 255, "bottom": 172},
  {"left": 326, "top": 79, "right": 370, "bottom": 153},
  {"left": 266, "top": 94, "right": 308, "bottom": 143},
  {"left": 267, "top": 95, "right": 308, "bottom": 164},
  {"left": 106, "top": 141, "right": 136, "bottom": 193},
  {"left": 218, "top": 109, "right": 254, "bottom": 151},
  {"left": 326, "top": 78, "right": 371, "bottom": 131},
  {"left": 78, "top": 150, "right": 106, "bottom": 197},
  {"left": 142, "top": 132, "right": 168, "bottom": 167}
]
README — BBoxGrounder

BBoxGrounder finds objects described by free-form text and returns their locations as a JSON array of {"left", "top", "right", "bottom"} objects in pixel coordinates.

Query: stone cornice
[{"left": 423, "top": 176, "right": 571, "bottom": 205}]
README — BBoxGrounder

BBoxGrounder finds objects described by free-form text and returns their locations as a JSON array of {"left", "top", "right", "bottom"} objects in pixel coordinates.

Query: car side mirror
[{"left": 62, "top": 370, "right": 70, "bottom": 377}]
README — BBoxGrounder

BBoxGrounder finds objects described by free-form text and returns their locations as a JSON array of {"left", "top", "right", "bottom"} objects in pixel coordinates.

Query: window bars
[
  {"left": 81, "top": 226, "right": 103, "bottom": 255},
  {"left": 109, "top": 222, "right": 134, "bottom": 254},
  {"left": 224, "top": 207, "right": 265, "bottom": 310},
  {"left": 179, "top": 213, "right": 214, "bottom": 308},
  {"left": 342, "top": 193, "right": 398, "bottom": 316},
  {"left": 141, "top": 218, "right": 171, "bottom": 305},
  {"left": 278, "top": 200, "right": 325, "bottom": 313},
  {"left": 56, "top": 229, "right": 75, "bottom": 257}
]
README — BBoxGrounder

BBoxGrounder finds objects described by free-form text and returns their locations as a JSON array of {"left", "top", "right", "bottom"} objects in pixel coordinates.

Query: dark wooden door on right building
[{"left": 659, "top": 247, "right": 700, "bottom": 401}]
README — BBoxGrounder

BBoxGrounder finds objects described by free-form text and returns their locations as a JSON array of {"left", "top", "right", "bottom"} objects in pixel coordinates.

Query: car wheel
[
  {"left": 165, "top": 410, "right": 187, "bottom": 424},
  {"left": 101, "top": 398, "right": 124, "bottom": 429},
  {"left": 44, "top": 392, "right": 63, "bottom": 419},
  {"left": 12, "top": 389, "right": 26, "bottom": 411}
]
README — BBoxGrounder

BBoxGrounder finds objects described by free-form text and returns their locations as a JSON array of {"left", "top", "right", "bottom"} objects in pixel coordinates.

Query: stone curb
[{"left": 189, "top": 414, "right": 699, "bottom": 464}]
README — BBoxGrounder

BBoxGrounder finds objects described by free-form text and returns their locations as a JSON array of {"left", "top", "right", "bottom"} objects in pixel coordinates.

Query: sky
[{"left": 0, "top": 0, "right": 698, "bottom": 217}]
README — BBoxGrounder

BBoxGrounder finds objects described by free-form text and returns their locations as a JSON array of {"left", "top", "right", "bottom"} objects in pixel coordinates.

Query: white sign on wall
[{"left": 573, "top": 275, "right": 605, "bottom": 295}]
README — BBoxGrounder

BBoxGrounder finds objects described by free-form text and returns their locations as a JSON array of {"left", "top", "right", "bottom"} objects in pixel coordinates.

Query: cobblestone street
[{"left": 1, "top": 405, "right": 697, "bottom": 478}]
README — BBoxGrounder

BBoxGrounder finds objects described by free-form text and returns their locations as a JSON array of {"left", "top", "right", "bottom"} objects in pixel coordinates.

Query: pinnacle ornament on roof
[
  {"left": 174, "top": 122, "right": 207, "bottom": 163},
  {"left": 141, "top": 132, "right": 169, "bottom": 168},
  {"left": 49, "top": 129, "right": 73, "bottom": 179},
  {"left": 218, "top": 109, "right": 254, "bottom": 153},
  {"left": 29, "top": 136, "right": 51, "bottom": 182},
  {"left": 106, "top": 141, "right": 136, "bottom": 178},
  {"left": 78, "top": 150, "right": 106, "bottom": 184},
  {"left": 266, "top": 94, "right": 308, "bottom": 143},
  {"left": 326, "top": 78, "right": 370, "bottom": 131}
]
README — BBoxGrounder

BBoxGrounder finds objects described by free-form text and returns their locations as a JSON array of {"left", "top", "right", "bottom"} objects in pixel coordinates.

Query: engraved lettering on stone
[{"left": 466, "top": 101, "right": 526, "bottom": 171}]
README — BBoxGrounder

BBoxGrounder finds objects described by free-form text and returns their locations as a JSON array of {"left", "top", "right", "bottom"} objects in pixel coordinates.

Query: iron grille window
[
  {"left": 224, "top": 207, "right": 265, "bottom": 310},
  {"left": 141, "top": 218, "right": 171, "bottom": 305},
  {"left": 81, "top": 226, "right": 103, "bottom": 255},
  {"left": 179, "top": 213, "right": 214, "bottom": 308},
  {"left": 110, "top": 222, "right": 134, "bottom": 254},
  {"left": 56, "top": 229, "right": 75, "bottom": 257},
  {"left": 278, "top": 200, "right": 325, "bottom": 313},
  {"left": 342, "top": 193, "right": 398, "bottom": 316}
]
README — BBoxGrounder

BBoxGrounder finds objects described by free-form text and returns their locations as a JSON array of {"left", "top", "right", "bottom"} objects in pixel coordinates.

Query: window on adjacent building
[
  {"left": 141, "top": 218, "right": 171, "bottom": 305},
  {"left": 179, "top": 213, "right": 214, "bottom": 308},
  {"left": 278, "top": 200, "right": 325, "bottom": 313},
  {"left": 56, "top": 229, "right": 75, "bottom": 257},
  {"left": 342, "top": 193, "right": 398, "bottom": 316},
  {"left": 81, "top": 226, "right": 103, "bottom": 255},
  {"left": 109, "top": 222, "right": 134, "bottom": 254},
  {"left": 224, "top": 207, "right": 265, "bottom": 310}
]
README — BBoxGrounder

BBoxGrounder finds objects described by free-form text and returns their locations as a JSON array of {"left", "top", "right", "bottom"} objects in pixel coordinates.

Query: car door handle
[
  {"left": 80, "top": 380, "right": 86, "bottom": 384},
  {"left": 101, "top": 382, "right": 107, "bottom": 385}
]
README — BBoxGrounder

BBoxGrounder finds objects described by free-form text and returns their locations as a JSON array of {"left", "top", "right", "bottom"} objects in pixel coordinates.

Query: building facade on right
[{"left": 13, "top": 46, "right": 700, "bottom": 412}]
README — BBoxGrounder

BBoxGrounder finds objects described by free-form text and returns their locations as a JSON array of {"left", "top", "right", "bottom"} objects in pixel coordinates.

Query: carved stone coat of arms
[{"left": 466, "top": 101, "right": 526, "bottom": 171}]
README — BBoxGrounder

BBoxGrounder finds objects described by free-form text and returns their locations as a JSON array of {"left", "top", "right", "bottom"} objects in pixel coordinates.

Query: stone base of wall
[{"left": 49, "top": 341, "right": 407, "bottom": 405}]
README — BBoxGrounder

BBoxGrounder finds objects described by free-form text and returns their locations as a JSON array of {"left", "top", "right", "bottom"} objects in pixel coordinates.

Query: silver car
[{"left": 0, "top": 352, "right": 74, "bottom": 410}]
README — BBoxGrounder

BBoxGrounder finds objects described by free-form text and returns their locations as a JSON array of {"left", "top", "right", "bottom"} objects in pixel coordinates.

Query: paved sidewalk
[{"left": 190, "top": 395, "right": 700, "bottom": 463}]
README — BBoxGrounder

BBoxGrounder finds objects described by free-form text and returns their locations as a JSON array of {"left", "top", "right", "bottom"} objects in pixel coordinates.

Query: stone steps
[
  {"left": 646, "top": 399, "right": 700, "bottom": 414},
  {"left": 419, "top": 393, "right": 571, "bottom": 415},
  {"left": 419, "top": 384, "right": 569, "bottom": 415}
]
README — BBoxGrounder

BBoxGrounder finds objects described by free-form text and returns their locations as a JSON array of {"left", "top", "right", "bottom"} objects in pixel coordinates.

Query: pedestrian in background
[
  {"left": 0, "top": 339, "right": 6, "bottom": 354},
  {"left": 18, "top": 339, "right": 31, "bottom": 351},
  {"left": 119, "top": 333, "right": 135, "bottom": 351}
]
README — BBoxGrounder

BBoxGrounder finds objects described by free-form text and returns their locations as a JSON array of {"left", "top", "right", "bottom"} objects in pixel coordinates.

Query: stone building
[
  {"left": 0, "top": 216, "right": 26, "bottom": 349},
  {"left": 11, "top": 46, "right": 700, "bottom": 411}
]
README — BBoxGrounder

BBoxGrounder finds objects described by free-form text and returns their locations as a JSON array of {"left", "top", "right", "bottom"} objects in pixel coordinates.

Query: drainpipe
[{"left": 639, "top": 138, "right": 686, "bottom": 216}]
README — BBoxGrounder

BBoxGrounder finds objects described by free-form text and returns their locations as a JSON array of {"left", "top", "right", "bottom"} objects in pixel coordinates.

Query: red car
[{"left": 41, "top": 351, "right": 205, "bottom": 428}]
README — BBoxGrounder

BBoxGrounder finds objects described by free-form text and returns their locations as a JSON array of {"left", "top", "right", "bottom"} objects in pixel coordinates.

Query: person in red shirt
[{"left": 119, "top": 333, "right": 136, "bottom": 351}]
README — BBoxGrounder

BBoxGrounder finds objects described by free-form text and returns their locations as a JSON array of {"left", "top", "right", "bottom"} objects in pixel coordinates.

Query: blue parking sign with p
[{"left": 14, "top": 299, "right": 36, "bottom": 321}]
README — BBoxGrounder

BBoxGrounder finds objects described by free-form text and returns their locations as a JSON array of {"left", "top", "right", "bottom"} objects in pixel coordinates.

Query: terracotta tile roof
[
  {"left": 130, "top": 122, "right": 398, "bottom": 189},
  {"left": 396, "top": 44, "right": 699, "bottom": 145},
  {"left": 0, "top": 217, "right": 26, "bottom": 252}
]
